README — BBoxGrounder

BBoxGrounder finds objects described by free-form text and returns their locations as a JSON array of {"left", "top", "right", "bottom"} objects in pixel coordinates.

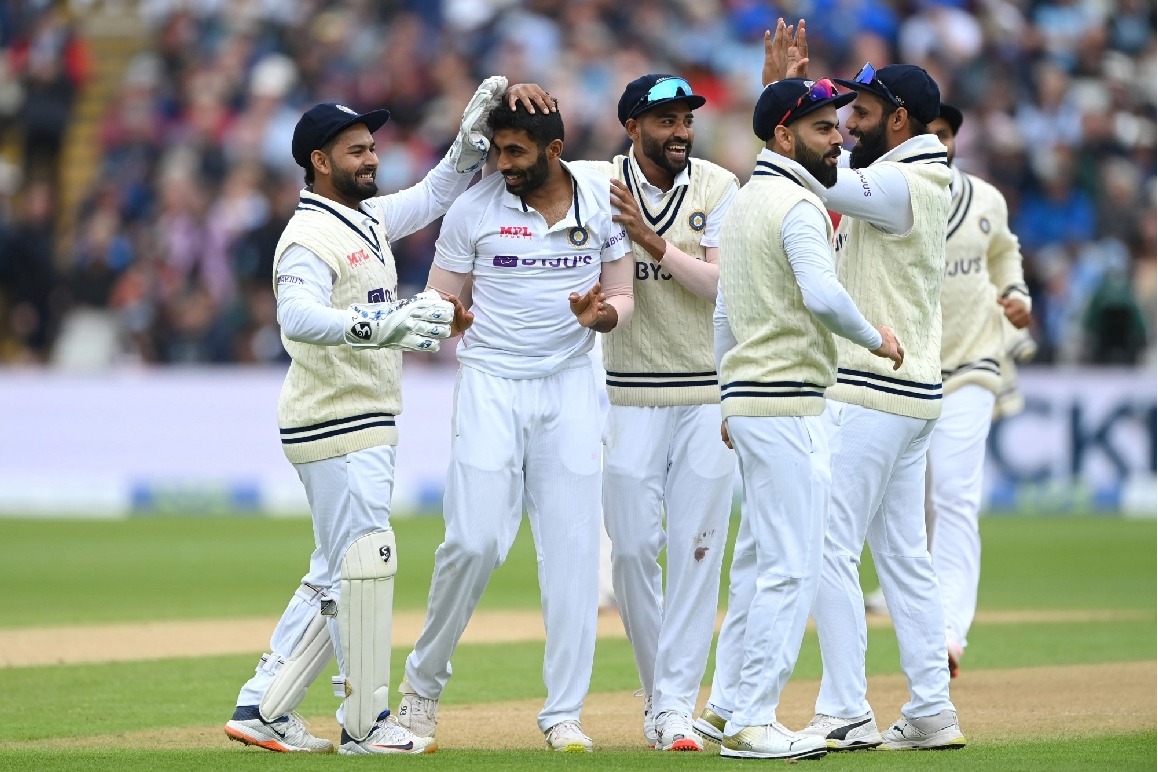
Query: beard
[
  {"left": 640, "top": 131, "right": 692, "bottom": 176},
  {"left": 332, "top": 163, "right": 378, "bottom": 201},
  {"left": 849, "top": 118, "right": 889, "bottom": 168},
  {"left": 503, "top": 149, "right": 550, "bottom": 197},
  {"left": 796, "top": 140, "right": 840, "bottom": 188}
]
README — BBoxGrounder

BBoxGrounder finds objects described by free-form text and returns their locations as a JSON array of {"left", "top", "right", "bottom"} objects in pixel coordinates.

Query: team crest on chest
[
  {"left": 979, "top": 217, "right": 991, "bottom": 234},
  {"left": 688, "top": 210, "right": 707, "bottom": 232},
  {"left": 568, "top": 226, "right": 590, "bottom": 247}
]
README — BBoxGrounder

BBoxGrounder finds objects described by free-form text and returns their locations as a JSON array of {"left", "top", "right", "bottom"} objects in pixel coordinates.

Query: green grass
[
  {"left": 0, "top": 514, "right": 1153, "bottom": 768},
  {"left": 0, "top": 732, "right": 1154, "bottom": 770},
  {"left": 2, "top": 614, "right": 1152, "bottom": 743},
  {"left": 0, "top": 515, "right": 1153, "bottom": 627}
]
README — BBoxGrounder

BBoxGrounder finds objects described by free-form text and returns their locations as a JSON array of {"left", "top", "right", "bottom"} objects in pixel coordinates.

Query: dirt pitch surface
[{"left": 1, "top": 610, "right": 1153, "bottom": 751}]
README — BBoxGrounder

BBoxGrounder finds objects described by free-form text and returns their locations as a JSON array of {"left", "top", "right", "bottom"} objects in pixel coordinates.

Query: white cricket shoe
[
  {"left": 720, "top": 722, "right": 827, "bottom": 760},
  {"left": 224, "top": 706, "right": 334, "bottom": 753},
  {"left": 693, "top": 706, "right": 726, "bottom": 744},
  {"left": 655, "top": 711, "right": 703, "bottom": 751},
  {"left": 880, "top": 710, "right": 966, "bottom": 750},
  {"left": 545, "top": 720, "right": 594, "bottom": 752},
  {"left": 799, "top": 712, "right": 883, "bottom": 750},
  {"left": 397, "top": 679, "right": 439, "bottom": 738},
  {"left": 338, "top": 711, "right": 437, "bottom": 755}
]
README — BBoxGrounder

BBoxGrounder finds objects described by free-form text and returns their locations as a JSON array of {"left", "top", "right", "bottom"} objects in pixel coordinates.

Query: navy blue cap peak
[
  {"left": 292, "top": 103, "right": 391, "bottom": 169},
  {"left": 753, "top": 78, "right": 856, "bottom": 141},
  {"left": 618, "top": 74, "right": 707, "bottom": 125},
  {"left": 833, "top": 63, "right": 941, "bottom": 125}
]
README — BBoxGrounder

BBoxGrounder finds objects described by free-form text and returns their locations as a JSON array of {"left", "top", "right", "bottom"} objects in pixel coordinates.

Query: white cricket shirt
[{"left": 434, "top": 160, "right": 631, "bottom": 379}]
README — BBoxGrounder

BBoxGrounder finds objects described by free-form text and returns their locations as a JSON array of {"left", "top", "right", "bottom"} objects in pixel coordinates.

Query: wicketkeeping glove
[
  {"left": 449, "top": 75, "right": 508, "bottom": 174},
  {"left": 344, "top": 291, "right": 454, "bottom": 352}
]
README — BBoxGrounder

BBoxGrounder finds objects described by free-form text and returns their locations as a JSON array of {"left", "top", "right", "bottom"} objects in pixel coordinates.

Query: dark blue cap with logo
[
  {"left": 834, "top": 64, "right": 941, "bottom": 124},
  {"left": 291, "top": 103, "right": 391, "bottom": 169},
  {"left": 752, "top": 78, "right": 856, "bottom": 141},
  {"left": 617, "top": 74, "right": 707, "bottom": 125}
]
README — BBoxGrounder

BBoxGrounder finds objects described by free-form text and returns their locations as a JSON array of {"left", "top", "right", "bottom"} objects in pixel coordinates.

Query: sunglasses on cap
[
  {"left": 778, "top": 78, "right": 840, "bottom": 126},
  {"left": 630, "top": 77, "right": 695, "bottom": 117},
  {"left": 853, "top": 63, "right": 904, "bottom": 110}
]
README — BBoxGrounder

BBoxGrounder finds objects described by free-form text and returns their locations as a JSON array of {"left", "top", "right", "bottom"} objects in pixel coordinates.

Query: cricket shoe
[
  {"left": 693, "top": 706, "right": 726, "bottom": 745},
  {"left": 544, "top": 719, "right": 594, "bottom": 752},
  {"left": 397, "top": 679, "right": 439, "bottom": 738},
  {"left": 655, "top": 711, "right": 703, "bottom": 751},
  {"left": 224, "top": 705, "right": 334, "bottom": 752},
  {"left": 799, "top": 712, "right": 883, "bottom": 750},
  {"left": 635, "top": 689, "right": 657, "bottom": 748},
  {"left": 880, "top": 710, "right": 966, "bottom": 750},
  {"left": 720, "top": 722, "right": 827, "bottom": 760},
  {"left": 338, "top": 711, "right": 437, "bottom": 754},
  {"left": 948, "top": 641, "right": 963, "bottom": 679}
]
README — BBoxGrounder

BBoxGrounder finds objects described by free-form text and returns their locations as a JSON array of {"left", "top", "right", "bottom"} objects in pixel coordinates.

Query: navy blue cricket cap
[
  {"left": 618, "top": 74, "right": 707, "bottom": 125},
  {"left": 291, "top": 103, "right": 391, "bottom": 169},
  {"left": 753, "top": 78, "right": 856, "bottom": 141},
  {"left": 938, "top": 103, "right": 964, "bottom": 135},
  {"left": 834, "top": 63, "right": 941, "bottom": 125}
]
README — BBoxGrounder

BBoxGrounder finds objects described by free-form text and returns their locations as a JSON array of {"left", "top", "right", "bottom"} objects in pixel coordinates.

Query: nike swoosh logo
[
  {"left": 829, "top": 717, "right": 871, "bottom": 740},
  {"left": 371, "top": 741, "right": 414, "bottom": 751}
]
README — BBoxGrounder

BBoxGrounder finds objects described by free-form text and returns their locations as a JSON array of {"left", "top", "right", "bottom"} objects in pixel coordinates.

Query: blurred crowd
[{"left": 0, "top": 0, "right": 1153, "bottom": 367}]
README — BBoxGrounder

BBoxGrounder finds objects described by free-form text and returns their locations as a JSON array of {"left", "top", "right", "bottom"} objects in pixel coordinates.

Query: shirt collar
[{"left": 628, "top": 146, "right": 690, "bottom": 195}]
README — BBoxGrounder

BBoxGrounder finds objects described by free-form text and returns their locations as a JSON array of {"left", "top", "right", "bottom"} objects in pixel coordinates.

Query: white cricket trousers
[
  {"left": 404, "top": 364, "right": 602, "bottom": 733},
  {"left": 237, "top": 445, "right": 397, "bottom": 710},
  {"left": 927, "top": 385, "right": 995, "bottom": 651},
  {"left": 603, "top": 403, "right": 735, "bottom": 717},
  {"left": 708, "top": 415, "right": 829, "bottom": 733},
  {"left": 813, "top": 402, "right": 954, "bottom": 720}
]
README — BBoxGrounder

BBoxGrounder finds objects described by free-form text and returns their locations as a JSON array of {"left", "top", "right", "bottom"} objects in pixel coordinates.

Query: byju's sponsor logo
[
  {"left": 499, "top": 225, "right": 534, "bottom": 238},
  {"left": 493, "top": 255, "right": 594, "bottom": 269}
]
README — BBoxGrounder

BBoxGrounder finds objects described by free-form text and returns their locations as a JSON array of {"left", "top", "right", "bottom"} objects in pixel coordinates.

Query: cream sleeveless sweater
[
  {"left": 576, "top": 151, "right": 737, "bottom": 406},
  {"left": 827, "top": 141, "right": 952, "bottom": 419},
  {"left": 719, "top": 155, "right": 837, "bottom": 418},
  {"left": 940, "top": 167, "right": 1031, "bottom": 396},
  {"left": 272, "top": 190, "right": 402, "bottom": 463}
]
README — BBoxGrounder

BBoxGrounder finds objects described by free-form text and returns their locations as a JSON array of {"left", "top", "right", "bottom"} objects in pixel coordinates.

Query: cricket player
[
  {"left": 565, "top": 74, "right": 739, "bottom": 752},
  {"left": 702, "top": 76, "right": 903, "bottom": 760},
  {"left": 925, "top": 103, "right": 1032, "bottom": 678},
  {"left": 223, "top": 77, "right": 511, "bottom": 755},
  {"left": 779, "top": 57, "right": 964, "bottom": 750},
  {"left": 394, "top": 95, "right": 634, "bottom": 752}
]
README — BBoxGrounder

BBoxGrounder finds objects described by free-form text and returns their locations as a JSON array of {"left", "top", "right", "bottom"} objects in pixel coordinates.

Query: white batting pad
[
  {"left": 259, "top": 605, "right": 335, "bottom": 721},
  {"left": 336, "top": 529, "right": 397, "bottom": 741}
]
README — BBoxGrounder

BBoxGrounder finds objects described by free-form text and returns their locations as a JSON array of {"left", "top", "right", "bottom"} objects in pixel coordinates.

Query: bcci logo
[
  {"left": 688, "top": 211, "right": 707, "bottom": 232},
  {"left": 568, "top": 226, "right": 590, "bottom": 247},
  {"left": 979, "top": 217, "right": 991, "bottom": 234}
]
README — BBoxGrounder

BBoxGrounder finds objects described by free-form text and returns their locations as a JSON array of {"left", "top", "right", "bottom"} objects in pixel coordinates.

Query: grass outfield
[{"left": 0, "top": 514, "right": 1154, "bottom": 769}]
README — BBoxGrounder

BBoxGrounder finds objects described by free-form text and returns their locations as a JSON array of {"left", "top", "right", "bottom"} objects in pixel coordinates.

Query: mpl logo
[
  {"left": 499, "top": 225, "right": 533, "bottom": 239},
  {"left": 346, "top": 248, "right": 372, "bottom": 267}
]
